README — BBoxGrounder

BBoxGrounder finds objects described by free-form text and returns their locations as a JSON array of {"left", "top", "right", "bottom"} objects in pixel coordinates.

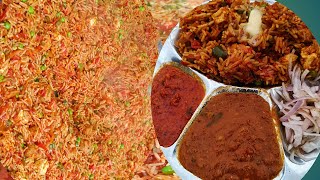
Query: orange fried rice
[{"left": 0, "top": 0, "right": 159, "bottom": 179}]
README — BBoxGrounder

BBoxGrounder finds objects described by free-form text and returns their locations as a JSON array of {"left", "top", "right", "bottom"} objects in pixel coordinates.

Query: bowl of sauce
[
  {"left": 175, "top": 86, "right": 285, "bottom": 179},
  {"left": 151, "top": 62, "right": 206, "bottom": 147}
]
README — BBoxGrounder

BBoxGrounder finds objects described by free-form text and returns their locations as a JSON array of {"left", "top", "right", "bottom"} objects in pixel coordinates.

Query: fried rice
[
  {"left": 176, "top": 0, "right": 320, "bottom": 86},
  {"left": 0, "top": 0, "right": 160, "bottom": 179}
]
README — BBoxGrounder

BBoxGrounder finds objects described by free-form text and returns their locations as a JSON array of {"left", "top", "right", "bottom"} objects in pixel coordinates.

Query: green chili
[{"left": 212, "top": 46, "right": 228, "bottom": 59}]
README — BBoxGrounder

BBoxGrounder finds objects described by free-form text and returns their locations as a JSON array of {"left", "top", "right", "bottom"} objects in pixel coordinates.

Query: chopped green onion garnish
[
  {"left": 107, "top": 140, "right": 112, "bottom": 145},
  {"left": 5, "top": 120, "right": 12, "bottom": 127},
  {"left": 67, "top": 108, "right": 73, "bottom": 116},
  {"left": 21, "top": 0, "right": 27, "bottom": 2},
  {"left": 309, "top": 70, "right": 318, "bottom": 78},
  {"left": 89, "top": 174, "right": 94, "bottom": 180},
  {"left": 21, "top": 143, "right": 26, "bottom": 149},
  {"left": 125, "top": 101, "right": 130, "bottom": 107},
  {"left": 78, "top": 63, "right": 84, "bottom": 71},
  {"left": 18, "top": 43, "right": 24, "bottom": 50},
  {"left": 56, "top": 12, "right": 62, "bottom": 17},
  {"left": 63, "top": 1, "right": 67, "bottom": 8},
  {"left": 40, "top": 65, "right": 46, "bottom": 71},
  {"left": 118, "top": 33, "right": 123, "bottom": 40},
  {"left": 4, "top": 21, "right": 11, "bottom": 30},
  {"left": 54, "top": 90, "right": 59, "bottom": 97},
  {"left": 60, "top": 17, "right": 66, "bottom": 23},
  {"left": 57, "top": 162, "right": 64, "bottom": 169},
  {"left": 93, "top": 143, "right": 98, "bottom": 149},
  {"left": 139, "top": 6, "right": 145, "bottom": 11},
  {"left": 119, "top": 143, "right": 124, "bottom": 149},
  {"left": 255, "top": 80, "right": 262, "bottom": 86},
  {"left": 75, "top": 137, "right": 81, "bottom": 147},
  {"left": 49, "top": 143, "right": 55, "bottom": 149},
  {"left": 212, "top": 46, "right": 228, "bottom": 59},
  {"left": 38, "top": 112, "right": 44, "bottom": 118},
  {"left": 67, "top": 32, "right": 72, "bottom": 37},
  {"left": 161, "top": 165, "right": 174, "bottom": 175},
  {"left": 30, "top": 31, "right": 35, "bottom": 38},
  {"left": 28, "top": 6, "right": 35, "bottom": 14},
  {"left": 0, "top": 75, "right": 5, "bottom": 82}
]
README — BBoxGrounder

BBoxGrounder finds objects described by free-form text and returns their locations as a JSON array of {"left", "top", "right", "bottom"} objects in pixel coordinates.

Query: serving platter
[{"left": 152, "top": 0, "right": 319, "bottom": 179}]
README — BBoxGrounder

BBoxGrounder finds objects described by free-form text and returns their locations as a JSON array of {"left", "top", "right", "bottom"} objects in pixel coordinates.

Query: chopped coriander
[
  {"left": 75, "top": 137, "right": 81, "bottom": 147},
  {"left": 89, "top": 174, "right": 94, "bottom": 180},
  {"left": 34, "top": 77, "right": 40, "bottom": 82},
  {"left": 21, "top": 0, "right": 28, "bottom": 2},
  {"left": 28, "top": 6, "right": 35, "bottom": 14},
  {"left": 4, "top": 21, "right": 11, "bottom": 30},
  {"left": 40, "top": 65, "right": 46, "bottom": 71},
  {"left": 0, "top": 75, "right": 5, "bottom": 82},
  {"left": 21, "top": 143, "right": 26, "bottom": 149}
]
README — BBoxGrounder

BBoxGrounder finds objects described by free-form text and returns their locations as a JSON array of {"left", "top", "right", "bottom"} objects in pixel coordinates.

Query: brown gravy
[{"left": 178, "top": 93, "right": 283, "bottom": 180}]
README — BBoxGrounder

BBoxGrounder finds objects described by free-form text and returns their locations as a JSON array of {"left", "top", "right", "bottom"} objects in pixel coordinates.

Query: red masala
[
  {"left": 151, "top": 65, "right": 205, "bottom": 147},
  {"left": 178, "top": 93, "right": 283, "bottom": 180}
]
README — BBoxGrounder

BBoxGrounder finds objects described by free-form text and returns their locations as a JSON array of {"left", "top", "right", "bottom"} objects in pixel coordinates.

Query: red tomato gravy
[
  {"left": 151, "top": 65, "right": 205, "bottom": 147},
  {"left": 178, "top": 93, "right": 283, "bottom": 180}
]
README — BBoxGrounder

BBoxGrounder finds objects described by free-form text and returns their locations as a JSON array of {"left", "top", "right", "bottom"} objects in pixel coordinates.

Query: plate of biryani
[{"left": 151, "top": 0, "right": 320, "bottom": 179}]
